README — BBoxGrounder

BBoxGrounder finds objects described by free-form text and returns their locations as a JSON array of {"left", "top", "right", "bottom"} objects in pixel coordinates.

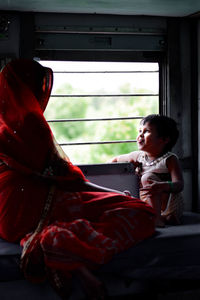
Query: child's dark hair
[{"left": 140, "top": 114, "right": 179, "bottom": 153}]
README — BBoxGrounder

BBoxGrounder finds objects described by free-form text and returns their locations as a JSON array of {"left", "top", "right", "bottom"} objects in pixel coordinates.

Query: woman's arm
[
  {"left": 80, "top": 181, "right": 127, "bottom": 195},
  {"left": 58, "top": 177, "right": 130, "bottom": 195}
]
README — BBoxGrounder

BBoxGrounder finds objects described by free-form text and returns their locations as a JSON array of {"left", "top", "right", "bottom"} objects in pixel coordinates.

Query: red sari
[{"left": 0, "top": 59, "right": 155, "bottom": 296}]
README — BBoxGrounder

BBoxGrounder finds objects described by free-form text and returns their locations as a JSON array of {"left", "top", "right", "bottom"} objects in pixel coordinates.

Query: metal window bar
[
  {"left": 53, "top": 71, "right": 158, "bottom": 73},
  {"left": 47, "top": 68, "right": 159, "bottom": 147},
  {"left": 59, "top": 140, "right": 137, "bottom": 146},
  {"left": 47, "top": 116, "right": 144, "bottom": 123},
  {"left": 51, "top": 93, "right": 158, "bottom": 97}
]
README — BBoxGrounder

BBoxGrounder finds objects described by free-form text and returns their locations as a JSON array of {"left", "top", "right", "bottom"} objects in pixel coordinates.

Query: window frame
[{"left": 34, "top": 18, "right": 167, "bottom": 163}]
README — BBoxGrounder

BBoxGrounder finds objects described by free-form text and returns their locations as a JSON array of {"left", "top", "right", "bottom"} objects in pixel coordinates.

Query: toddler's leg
[
  {"left": 140, "top": 172, "right": 167, "bottom": 227},
  {"left": 162, "top": 192, "right": 184, "bottom": 225}
]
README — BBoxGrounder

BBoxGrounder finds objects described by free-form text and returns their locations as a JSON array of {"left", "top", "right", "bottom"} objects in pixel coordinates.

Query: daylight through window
[{"left": 41, "top": 61, "right": 159, "bottom": 164}]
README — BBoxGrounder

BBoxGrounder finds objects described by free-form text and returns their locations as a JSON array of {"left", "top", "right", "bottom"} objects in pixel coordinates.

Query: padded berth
[{"left": 0, "top": 212, "right": 200, "bottom": 299}]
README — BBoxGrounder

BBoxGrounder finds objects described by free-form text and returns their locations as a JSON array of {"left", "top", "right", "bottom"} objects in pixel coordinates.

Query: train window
[{"left": 41, "top": 60, "right": 159, "bottom": 164}]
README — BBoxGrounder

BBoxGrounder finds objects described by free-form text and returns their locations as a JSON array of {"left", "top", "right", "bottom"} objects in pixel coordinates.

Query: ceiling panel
[{"left": 0, "top": 0, "right": 199, "bottom": 17}]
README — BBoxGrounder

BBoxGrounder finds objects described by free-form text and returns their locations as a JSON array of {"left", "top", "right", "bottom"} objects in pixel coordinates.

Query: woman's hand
[{"left": 123, "top": 190, "right": 131, "bottom": 196}]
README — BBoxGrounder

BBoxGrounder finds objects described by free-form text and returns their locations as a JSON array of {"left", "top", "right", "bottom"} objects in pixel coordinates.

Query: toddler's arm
[
  {"left": 166, "top": 155, "right": 184, "bottom": 193},
  {"left": 140, "top": 155, "right": 184, "bottom": 195},
  {"left": 110, "top": 151, "right": 140, "bottom": 164}
]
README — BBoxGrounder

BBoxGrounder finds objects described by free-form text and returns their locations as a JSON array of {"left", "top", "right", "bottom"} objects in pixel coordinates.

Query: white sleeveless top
[
  {"left": 136, "top": 151, "right": 177, "bottom": 176},
  {"left": 135, "top": 151, "right": 183, "bottom": 220}
]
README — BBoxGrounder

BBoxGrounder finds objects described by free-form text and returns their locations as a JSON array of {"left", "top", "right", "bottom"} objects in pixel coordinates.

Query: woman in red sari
[{"left": 0, "top": 59, "right": 155, "bottom": 299}]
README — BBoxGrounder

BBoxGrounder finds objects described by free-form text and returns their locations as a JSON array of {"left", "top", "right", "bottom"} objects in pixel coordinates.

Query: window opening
[{"left": 40, "top": 60, "right": 159, "bottom": 164}]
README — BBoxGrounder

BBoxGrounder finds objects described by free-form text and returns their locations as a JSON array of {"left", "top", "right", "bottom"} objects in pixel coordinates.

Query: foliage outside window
[{"left": 41, "top": 61, "right": 159, "bottom": 164}]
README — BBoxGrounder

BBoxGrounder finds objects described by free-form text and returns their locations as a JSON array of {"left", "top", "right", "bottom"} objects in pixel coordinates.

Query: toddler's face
[{"left": 136, "top": 122, "right": 167, "bottom": 155}]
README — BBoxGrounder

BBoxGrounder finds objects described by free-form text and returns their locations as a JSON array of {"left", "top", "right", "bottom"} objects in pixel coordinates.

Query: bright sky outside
[{"left": 39, "top": 61, "right": 159, "bottom": 95}]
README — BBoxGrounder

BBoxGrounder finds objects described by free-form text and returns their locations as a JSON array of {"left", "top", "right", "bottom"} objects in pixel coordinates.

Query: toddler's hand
[
  {"left": 107, "top": 157, "right": 118, "bottom": 163},
  {"left": 130, "top": 160, "right": 142, "bottom": 174},
  {"left": 140, "top": 180, "right": 164, "bottom": 195}
]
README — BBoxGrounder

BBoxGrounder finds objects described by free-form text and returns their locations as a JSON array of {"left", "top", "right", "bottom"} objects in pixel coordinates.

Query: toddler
[{"left": 111, "top": 114, "right": 184, "bottom": 227}]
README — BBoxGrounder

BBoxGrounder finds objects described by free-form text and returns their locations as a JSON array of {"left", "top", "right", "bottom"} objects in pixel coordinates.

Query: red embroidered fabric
[{"left": 0, "top": 59, "right": 155, "bottom": 295}]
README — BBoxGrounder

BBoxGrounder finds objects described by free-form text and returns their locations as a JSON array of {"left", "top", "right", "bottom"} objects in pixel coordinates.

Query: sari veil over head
[
  {"left": 0, "top": 58, "right": 85, "bottom": 177},
  {"left": 0, "top": 59, "right": 53, "bottom": 172}
]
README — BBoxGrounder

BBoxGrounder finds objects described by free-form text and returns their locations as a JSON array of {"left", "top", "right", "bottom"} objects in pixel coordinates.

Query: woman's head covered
[
  {"left": 1, "top": 59, "right": 53, "bottom": 111},
  {"left": 0, "top": 59, "right": 86, "bottom": 180},
  {"left": 0, "top": 59, "right": 54, "bottom": 169},
  {"left": 140, "top": 114, "right": 179, "bottom": 153}
]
